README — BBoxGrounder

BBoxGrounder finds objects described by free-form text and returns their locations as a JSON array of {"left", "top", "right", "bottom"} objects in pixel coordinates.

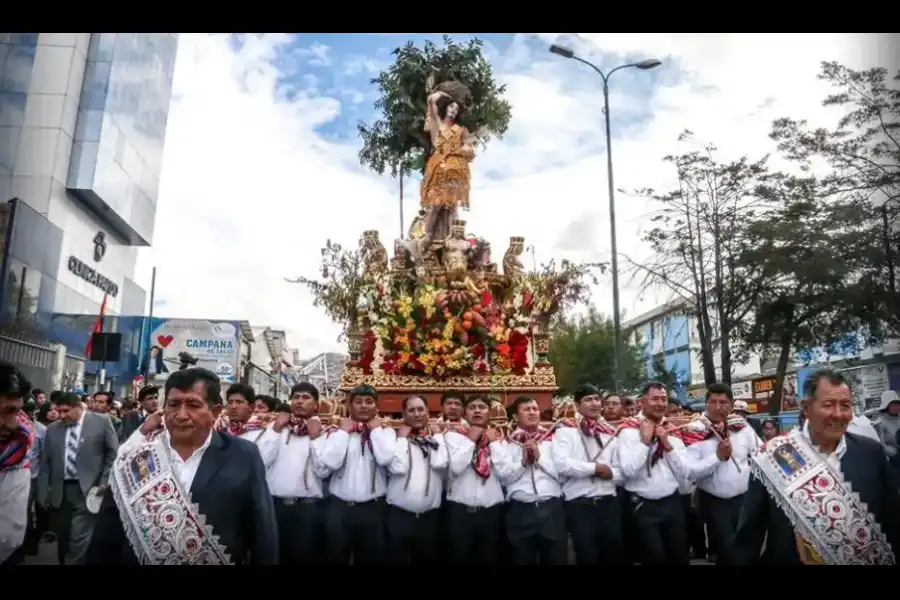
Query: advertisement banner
[
  {"left": 840, "top": 363, "right": 890, "bottom": 412},
  {"left": 142, "top": 318, "right": 241, "bottom": 384}
]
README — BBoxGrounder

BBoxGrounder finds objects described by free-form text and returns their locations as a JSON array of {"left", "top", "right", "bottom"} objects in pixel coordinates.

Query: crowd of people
[{"left": 0, "top": 358, "right": 897, "bottom": 566}]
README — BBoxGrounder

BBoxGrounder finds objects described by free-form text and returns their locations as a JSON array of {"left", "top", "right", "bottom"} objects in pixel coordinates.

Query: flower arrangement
[{"left": 295, "top": 236, "right": 601, "bottom": 379}]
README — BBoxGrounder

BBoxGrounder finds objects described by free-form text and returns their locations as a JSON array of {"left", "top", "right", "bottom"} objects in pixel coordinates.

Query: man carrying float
[
  {"left": 551, "top": 384, "right": 625, "bottom": 565},
  {"left": 681, "top": 382, "right": 762, "bottom": 565},
  {"left": 732, "top": 369, "right": 899, "bottom": 565}
]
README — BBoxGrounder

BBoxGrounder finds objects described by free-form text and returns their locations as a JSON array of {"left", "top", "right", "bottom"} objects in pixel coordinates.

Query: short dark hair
[
  {"left": 440, "top": 390, "right": 464, "bottom": 405},
  {"left": 32, "top": 388, "right": 45, "bottom": 398},
  {"left": 49, "top": 390, "right": 63, "bottom": 404},
  {"left": 273, "top": 402, "right": 291, "bottom": 414},
  {"left": 0, "top": 360, "right": 32, "bottom": 399},
  {"left": 623, "top": 397, "right": 635, "bottom": 407},
  {"left": 574, "top": 384, "right": 601, "bottom": 403},
  {"left": 164, "top": 368, "right": 222, "bottom": 406},
  {"left": 56, "top": 392, "right": 81, "bottom": 407},
  {"left": 402, "top": 395, "right": 427, "bottom": 411},
  {"left": 138, "top": 386, "right": 159, "bottom": 402},
  {"left": 464, "top": 393, "right": 489, "bottom": 407},
  {"left": 290, "top": 382, "right": 319, "bottom": 402},
  {"left": 642, "top": 381, "right": 666, "bottom": 396},
  {"left": 225, "top": 383, "right": 255, "bottom": 403},
  {"left": 509, "top": 395, "right": 537, "bottom": 418},
  {"left": 705, "top": 382, "right": 733, "bottom": 401},
  {"left": 93, "top": 391, "right": 111, "bottom": 401},
  {"left": 348, "top": 384, "right": 377, "bottom": 401},
  {"left": 256, "top": 394, "right": 278, "bottom": 412},
  {"left": 802, "top": 369, "right": 847, "bottom": 401}
]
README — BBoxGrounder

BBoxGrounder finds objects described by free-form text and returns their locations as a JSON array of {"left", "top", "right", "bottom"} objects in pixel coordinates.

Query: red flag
[{"left": 84, "top": 293, "right": 108, "bottom": 359}]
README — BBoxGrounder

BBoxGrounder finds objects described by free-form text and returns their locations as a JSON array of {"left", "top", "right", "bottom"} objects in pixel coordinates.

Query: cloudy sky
[{"left": 135, "top": 33, "right": 895, "bottom": 358}]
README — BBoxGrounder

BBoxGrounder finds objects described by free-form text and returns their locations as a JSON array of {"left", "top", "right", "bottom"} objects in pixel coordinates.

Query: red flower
[{"left": 481, "top": 290, "right": 493, "bottom": 307}]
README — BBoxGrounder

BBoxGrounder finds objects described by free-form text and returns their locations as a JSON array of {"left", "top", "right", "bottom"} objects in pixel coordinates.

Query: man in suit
[
  {"left": 90, "top": 391, "right": 123, "bottom": 440},
  {"left": 37, "top": 391, "right": 118, "bottom": 565},
  {"left": 87, "top": 367, "right": 279, "bottom": 565},
  {"left": 120, "top": 385, "right": 159, "bottom": 442},
  {"left": 732, "top": 369, "right": 899, "bottom": 564}
]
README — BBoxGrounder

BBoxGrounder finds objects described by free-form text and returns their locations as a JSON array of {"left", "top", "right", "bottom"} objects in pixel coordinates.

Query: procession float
[{"left": 294, "top": 38, "right": 597, "bottom": 417}]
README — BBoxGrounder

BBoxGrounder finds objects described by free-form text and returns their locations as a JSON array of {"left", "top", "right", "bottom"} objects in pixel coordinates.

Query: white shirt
[
  {"left": 0, "top": 469, "right": 30, "bottom": 564},
  {"left": 551, "top": 425, "right": 622, "bottom": 500},
  {"left": 684, "top": 422, "right": 762, "bottom": 499},
  {"left": 442, "top": 431, "right": 510, "bottom": 508},
  {"left": 237, "top": 427, "right": 280, "bottom": 471},
  {"left": 496, "top": 437, "right": 562, "bottom": 502},
  {"left": 801, "top": 422, "right": 847, "bottom": 472},
  {"left": 618, "top": 424, "right": 691, "bottom": 500},
  {"left": 63, "top": 409, "right": 87, "bottom": 478},
  {"left": 386, "top": 434, "right": 449, "bottom": 514},
  {"left": 120, "top": 428, "right": 214, "bottom": 491},
  {"left": 320, "top": 427, "right": 396, "bottom": 503},
  {"left": 266, "top": 427, "right": 330, "bottom": 499}
]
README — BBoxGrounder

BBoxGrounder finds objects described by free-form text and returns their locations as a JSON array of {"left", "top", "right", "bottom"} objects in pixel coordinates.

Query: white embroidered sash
[
  {"left": 110, "top": 433, "right": 232, "bottom": 565},
  {"left": 751, "top": 429, "right": 895, "bottom": 565}
]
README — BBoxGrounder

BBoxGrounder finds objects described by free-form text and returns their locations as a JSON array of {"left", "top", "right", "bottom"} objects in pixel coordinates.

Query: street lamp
[{"left": 549, "top": 43, "right": 661, "bottom": 393}]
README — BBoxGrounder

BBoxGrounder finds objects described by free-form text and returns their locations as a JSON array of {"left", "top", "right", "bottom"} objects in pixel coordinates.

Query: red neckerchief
[
  {"left": 409, "top": 428, "right": 440, "bottom": 457},
  {"left": 618, "top": 416, "right": 684, "bottom": 468},
  {"left": 217, "top": 415, "right": 264, "bottom": 436},
  {"left": 580, "top": 417, "right": 616, "bottom": 449},
  {"left": 511, "top": 427, "right": 547, "bottom": 465},
  {"left": 457, "top": 427, "right": 491, "bottom": 479},
  {"left": 0, "top": 411, "right": 34, "bottom": 471},
  {"left": 351, "top": 422, "right": 373, "bottom": 454},
  {"left": 289, "top": 416, "right": 309, "bottom": 436}
]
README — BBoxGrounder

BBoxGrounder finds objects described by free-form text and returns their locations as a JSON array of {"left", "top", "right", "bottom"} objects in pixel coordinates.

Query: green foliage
[
  {"left": 548, "top": 308, "right": 645, "bottom": 396},
  {"left": 357, "top": 36, "right": 513, "bottom": 178},
  {"left": 647, "top": 354, "right": 680, "bottom": 392}
]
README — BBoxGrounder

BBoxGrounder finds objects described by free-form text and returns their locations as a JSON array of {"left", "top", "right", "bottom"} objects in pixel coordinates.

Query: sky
[{"left": 135, "top": 33, "right": 897, "bottom": 358}]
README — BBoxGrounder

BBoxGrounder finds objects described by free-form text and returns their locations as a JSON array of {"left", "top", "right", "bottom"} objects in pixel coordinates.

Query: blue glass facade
[
  {"left": 67, "top": 33, "right": 178, "bottom": 245},
  {"left": 0, "top": 33, "right": 39, "bottom": 195},
  {"left": 639, "top": 313, "right": 692, "bottom": 402}
]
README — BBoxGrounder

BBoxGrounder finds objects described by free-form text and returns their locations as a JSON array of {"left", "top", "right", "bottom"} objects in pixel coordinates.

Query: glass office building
[{"left": 0, "top": 33, "right": 179, "bottom": 374}]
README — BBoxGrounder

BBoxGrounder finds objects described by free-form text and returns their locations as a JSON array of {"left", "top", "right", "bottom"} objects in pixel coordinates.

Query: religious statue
[
  {"left": 420, "top": 76, "right": 475, "bottom": 244},
  {"left": 502, "top": 236, "right": 525, "bottom": 280},
  {"left": 443, "top": 219, "right": 470, "bottom": 287},
  {"left": 361, "top": 230, "right": 388, "bottom": 279}
]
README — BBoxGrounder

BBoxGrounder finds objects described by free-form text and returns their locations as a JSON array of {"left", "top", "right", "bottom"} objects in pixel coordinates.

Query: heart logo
[{"left": 157, "top": 335, "right": 174, "bottom": 348}]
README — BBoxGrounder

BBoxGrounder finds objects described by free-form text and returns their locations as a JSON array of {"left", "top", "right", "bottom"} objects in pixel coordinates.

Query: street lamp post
[{"left": 549, "top": 44, "right": 661, "bottom": 393}]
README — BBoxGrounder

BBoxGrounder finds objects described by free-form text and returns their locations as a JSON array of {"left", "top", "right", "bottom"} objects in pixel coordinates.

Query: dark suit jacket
[
  {"left": 732, "top": 433, "right": 900, "bottom": 564},
  {"left": 119, "top": 412, "right": 144, "bottom": 443},
  {"left": 86, "top": 430, "right": 279, "bottom": 565},
  {"left": 37, "top": 411, "right": 118, "bottom": 508}
]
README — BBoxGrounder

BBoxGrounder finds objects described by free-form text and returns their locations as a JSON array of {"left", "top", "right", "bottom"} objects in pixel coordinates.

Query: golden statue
[
  {"left": 443, "top": 219, "right": 470, "bottom": 287},
  {"left": 502, "top": 236, "right": 525, "bottom": 280},
  {"left": 361, "top": 230, "right": 388, "bottom": 278},
  {"left": 420, "top": 77, "right": 474, "bottom": 243}
]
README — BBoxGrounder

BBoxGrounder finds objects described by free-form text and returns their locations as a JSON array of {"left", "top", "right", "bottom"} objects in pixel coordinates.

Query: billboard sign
[{"left": 143, "top": 318, "right": 241, "bottom": 384}]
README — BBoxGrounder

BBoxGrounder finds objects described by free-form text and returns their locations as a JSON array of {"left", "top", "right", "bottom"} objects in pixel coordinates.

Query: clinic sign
[{"left": 145, "top": 318, "right": 241, "bottom": 383}]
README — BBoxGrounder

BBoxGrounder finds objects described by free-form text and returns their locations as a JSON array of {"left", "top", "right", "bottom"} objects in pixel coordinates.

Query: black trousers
[
  {"left": 698, "top": 490, "right": 744, "bottom": 564},
  {"left": 565, "top": 495, "right": 626, "bottom": 565},
  {"left": 273, "top": 496, "right": 322, "bottom": 565},
  {"left": 617, "top": 486, "right": 638, "bottom": 563},
  {"left": 506, "top": 498, "right": 567, "bottom": 565},
  {"left": 322, "top": 497, "right": 387, "bottom": 565},
  {"left": 385, "top": 505, "right": 441, "bottom": 565},
  {"left": 444, "top": 501, "right": 505, "bottom": 565},
  {"left": 631, "top": 492, "right": 690, "bottom": 565},
  {"left": 682, "top": 492, "right": 707, "bottom": 557}
]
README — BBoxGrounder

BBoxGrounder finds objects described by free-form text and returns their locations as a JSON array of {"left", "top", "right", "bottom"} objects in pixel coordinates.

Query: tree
[
  {"left": 627, "top": 131, "right": 771, "bottom": 385},
  {"left": 647, "top": 355, "right": 681, "bottom": 393},
  {"left": 737, "top": 173, "right": 880, "bottom": 415},
  {"left": 770, "top": 62, "right": 900, "bottom": 331},
  {"left": 285, "top": 240, "right": 367, "bottom": 340},
  {"left": 357, "top": 36, "right": 512, "bottom": 185},
  {"left": 549, "top": 308, "right": 645, "bottom": 396}
]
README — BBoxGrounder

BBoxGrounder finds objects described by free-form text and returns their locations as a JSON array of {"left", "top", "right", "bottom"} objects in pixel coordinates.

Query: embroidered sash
[
  {"left": 751, "top": 430, "right": 895, "bottom": 565},
  {"left": 110, "top": 433, "right": 232, "bottom": 565}
]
